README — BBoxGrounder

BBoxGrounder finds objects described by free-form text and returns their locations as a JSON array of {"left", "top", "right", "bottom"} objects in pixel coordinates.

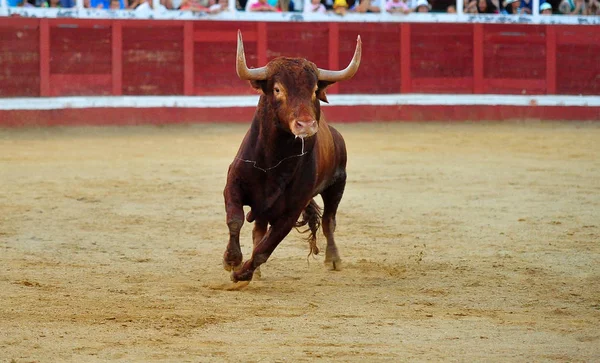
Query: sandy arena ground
[{"left": 1, "top": 121, "right": 599, "bottom": 362}]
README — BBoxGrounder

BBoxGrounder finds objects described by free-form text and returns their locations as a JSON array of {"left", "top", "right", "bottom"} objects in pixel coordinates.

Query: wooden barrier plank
[
  {"left": 257, "top": 22, "right": 267, "bottom": 67},
  {"left": 48, "top": 19, "right": 112, "bottom": 28},
  {"left": 39, "top": 19, "right": 50, "bottom": 97},
  {"left": 49, "top": 74, "right": 112, "bottom": 96},
  {"left": 0, "top": 20, "right": 40, "bottom": 97},
  {"left": 484, "top": 78, "right": 547, "bottom": 95},
  {"left": 400, "top": 23, "right": 411, "bottom": 94},
  {"left": 545, "top": 26, "right": 556, "bottom": 95},
  {"left": 328, "top": 22, "right": 340, "bottom": 95},
  {"left": 473, "top": 23, "right": 483, "bottom": 94},
  {"left": 112, "top": 21, "right": 123, "bottom": 96},
  {"left": 412, "top": 77, "right": 474, "bottom": 94},
  {"left": 194, "top": 30, "right": 257, "bottom": 42},
  {"left": 184, "top": 22, "right": 194, "bottom": 96}
]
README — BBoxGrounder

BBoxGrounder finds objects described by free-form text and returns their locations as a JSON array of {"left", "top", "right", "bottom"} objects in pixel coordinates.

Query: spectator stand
[{"left": 1, "top": 0, "right": 600, "bottom": 21}]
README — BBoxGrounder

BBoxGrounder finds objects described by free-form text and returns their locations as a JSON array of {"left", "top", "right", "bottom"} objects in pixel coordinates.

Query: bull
[{"left": 223, "top": 30, "right": 362, "bottom": 283}]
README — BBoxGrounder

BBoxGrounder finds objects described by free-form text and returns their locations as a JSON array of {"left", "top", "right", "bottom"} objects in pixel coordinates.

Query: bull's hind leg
[{"left": 321, "top": 173, "right": 346, "bottom": 270}]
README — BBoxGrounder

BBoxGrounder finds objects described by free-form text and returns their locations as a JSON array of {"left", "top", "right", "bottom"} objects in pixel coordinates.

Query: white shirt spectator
[{"left": 386, "top": 0, "right": 409, "bottom": 12}]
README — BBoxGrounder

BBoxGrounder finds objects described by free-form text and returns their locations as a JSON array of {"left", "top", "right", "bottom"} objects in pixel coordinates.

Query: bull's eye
[{"left": 274, "top": 87, "right": 280, "bottom": 95}]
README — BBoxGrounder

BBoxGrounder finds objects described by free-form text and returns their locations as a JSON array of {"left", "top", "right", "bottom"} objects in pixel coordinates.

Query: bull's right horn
[
  {"left": 317, "top": 35, "right": 362, "bottom": 82},
  {"left": 236, "top": 30, "right": 268, "bottom": 81}
]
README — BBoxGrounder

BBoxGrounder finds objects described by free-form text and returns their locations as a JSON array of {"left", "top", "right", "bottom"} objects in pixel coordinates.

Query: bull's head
[{"left": 236, "top": 30, "right": 361, "bottom": 138}]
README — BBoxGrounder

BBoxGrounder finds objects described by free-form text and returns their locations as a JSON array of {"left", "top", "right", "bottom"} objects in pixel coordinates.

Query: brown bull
[{"left": 223, "top": 30, "right": 362, "bottom": 283}]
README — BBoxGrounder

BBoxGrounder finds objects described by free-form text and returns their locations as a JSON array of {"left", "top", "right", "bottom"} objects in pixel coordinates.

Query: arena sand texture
[{"left": 1, "top": 122, "right": 599, "bottom": 362}]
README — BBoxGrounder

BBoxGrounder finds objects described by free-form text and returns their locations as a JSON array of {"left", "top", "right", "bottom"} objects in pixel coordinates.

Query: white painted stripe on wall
[{"left": 1, "top": 95, "right": 599, "bottom": 111}]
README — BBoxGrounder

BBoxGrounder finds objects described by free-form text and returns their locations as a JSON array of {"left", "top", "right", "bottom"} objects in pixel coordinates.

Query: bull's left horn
[
  {"left": 236, "top": 30, "right": 268, "bottom": 81},
  {"left": 317, "top": 35, "right": 362, "bottom": 82}
]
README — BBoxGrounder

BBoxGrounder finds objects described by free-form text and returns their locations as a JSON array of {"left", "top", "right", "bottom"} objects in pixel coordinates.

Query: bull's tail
[{"left": 295, "top": 199, "right": 322, "bottom": 257}]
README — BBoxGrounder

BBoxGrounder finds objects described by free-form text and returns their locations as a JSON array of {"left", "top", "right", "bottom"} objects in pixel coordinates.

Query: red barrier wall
[{"left": 1, "top": 19, "right": 599, "bottom": 98}]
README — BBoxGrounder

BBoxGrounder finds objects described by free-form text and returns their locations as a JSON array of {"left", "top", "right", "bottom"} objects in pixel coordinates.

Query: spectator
[
  {"left": 503, "top": 0, "right": 519, "bottom": 13},
  {"left": 477, "top": 0, "right": 498, "bottom": 12},
  {"left": 414, "top": 0, "right": 429, "bottom": 11},
  {"left": 446, "top": 4, "right": 456, "bottom": 11},
  {"left": 559, "top": 0, "right": 586, "bottom": 13},
  {"left": 540, "top": 1, "right": 552, "bottom": 13},
  {"left": 305, "top": 0, "right": 327, "bottom": 12},
  {"left": 353, "top": 0, "right": 381, "bottom": 12},
  {"left": 386, "top": 0, "right": 410, "bottom": 13},
  {"left": 178, "top": 0, "right": 210, "bottom": 9},
  {"left": 464, "top": 0, "right": 478, "bottom": 12},
  {"left": 40, "top": 0, "right": 61, "bottom": 6},
  {"left": 519, "top": 0, "right": 532, "bottom": 13},
  {"left": 89, "top": 0, "right": 125, "bottom": 8},
  {"left": 321, "top": 0, "right": 334, "bottom": 10},
  {"left": 133, "top": 0, "right": 168, "bottom": 11},
  {"left": 588, "top": 0, "right": 600, "bottom": 14},
  {"left": 208, "top": 0, "right": 228, "bottom": 12},
  {"left": 248, "top": 0, "right": 278, "bottom": 11},
  {"left": 333, "top": 0, "right": 349, "bottom": 14},
  {"left": 17, "top": 0, "right": 36, "bottom": 6}
]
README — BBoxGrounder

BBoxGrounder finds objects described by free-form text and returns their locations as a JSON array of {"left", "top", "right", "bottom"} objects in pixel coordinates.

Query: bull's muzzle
[{"left": 292, "top": 119, "right": 318, "bottom": 138}]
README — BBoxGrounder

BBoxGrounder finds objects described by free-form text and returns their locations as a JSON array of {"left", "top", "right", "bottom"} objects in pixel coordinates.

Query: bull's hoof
[
  {"left": 223, "top": 260, "right": 243, "bottom": 272},
  {"left": 223, "top": 250, "right": 243, "bottom": 272},
  {"left": 325, "top": 246, "right": 341, "bottom": 271},
  {"left": 231, "top": 264, "right": 255, "bottom": 282},
  {"left": 324, "top": 257, "right": 342, "bottom": 271}
]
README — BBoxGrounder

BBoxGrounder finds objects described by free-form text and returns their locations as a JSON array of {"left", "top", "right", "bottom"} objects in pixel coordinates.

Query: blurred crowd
[{"left": 7, "top": 0, "right": 600, "bottom": 15}]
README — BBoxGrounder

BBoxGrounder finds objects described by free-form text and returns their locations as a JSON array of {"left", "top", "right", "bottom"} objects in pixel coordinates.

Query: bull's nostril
[{"left": 295, "top": 120, "right": 315, "bottom": 129}]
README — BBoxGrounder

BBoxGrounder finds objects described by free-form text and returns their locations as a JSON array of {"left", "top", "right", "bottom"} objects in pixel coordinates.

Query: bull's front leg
[
  {"left": 231, "top": 214, "right": 299, "bottom": 282},
  {"left": 223, "top": 184, "right": 245, "bottom": 271}
]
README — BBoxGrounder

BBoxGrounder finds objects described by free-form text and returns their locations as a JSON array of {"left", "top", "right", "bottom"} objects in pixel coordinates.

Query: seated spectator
[
  {"left": 39, "top": 0, "right": 60, "bottom": 6},
  {"left": 446, "top": 4, "right": 456, "bottom": 11},
  {"left": 89, "top": 0, "right": 124, "bottom": 8},
  {"left": 320, "top": 0, "right": 334, "bottom": 9},
  {"left": 386, "top": 0, "right": 410, "bottom": 13},
  {"left": 465, "top": 0, "right": 478, "bottom": 12},
  {"left": 414, "top": 0, "right": 430, "bottom": 11},
  {"left": 558, "top": 0, "right": 586, "bottom": 14},
  {"left": 333, "top": 0, "right": 349, "bottom": 14},
  {"left": 179, "top": 0, "right": 210, "bottom": 10},
  {"left": 353, "top": 0, "right": 381, "bottom": 12},
  {"left": 519, "top": 0, "right": 531, "bottom": 13},
  {"left": 477, "top": 0, "right": 498, "bottom": 12},
  {"left": 132, "top": 0, "right": 168, "bottom": 11},
  {"left": 248, "top": 0, "right": 278, "bottom": 11},
  {"left": 16, "top": 0, "right": 36, "bottom": 6},
  {"left": 305, "top": 0, "right": 327, "bottom": 12},
  {"left": 59, "top": 0, "right": 75, "bottom": 7},
  {"left": 503, "top": 0, "right": 519, "bottom": 13},
  {"left": 588, "top": 0, "right": 600, "bottom": 14},
  {"left": 208, "top": 0, "right": 229, "bottom": 12},
  {"left": 540, "top": 1, "right": 552, "bottom": 13}
]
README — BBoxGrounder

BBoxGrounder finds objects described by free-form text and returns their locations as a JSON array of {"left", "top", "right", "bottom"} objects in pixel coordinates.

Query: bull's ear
[
  {"left": 250, "top": 80, "right": 267, "bottom": 93},
  {"left": 316, "top": 80, "right": 335, "bottom": 103}
]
